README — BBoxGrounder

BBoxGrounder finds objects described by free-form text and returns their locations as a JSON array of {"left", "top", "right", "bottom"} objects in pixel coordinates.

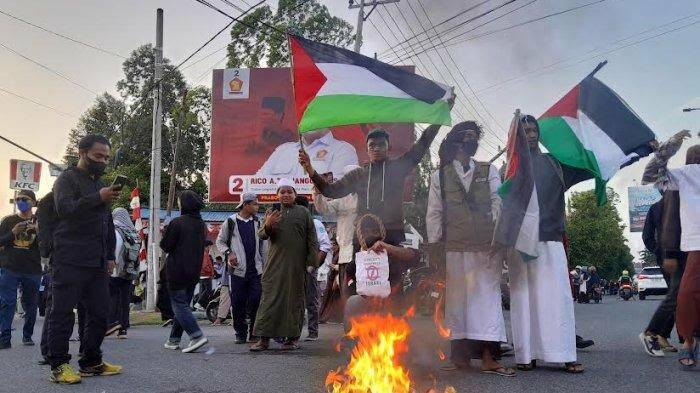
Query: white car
[{"left": 637, "top": 266, "right": 668, "bottom": 300}]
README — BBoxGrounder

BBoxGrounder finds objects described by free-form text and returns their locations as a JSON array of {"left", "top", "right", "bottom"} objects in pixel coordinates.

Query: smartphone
[
  {"left": 272, "top": 203, "right": 281, "bottom": 212},
  {"left": 111, "top": 175, "right": 128, "bottom": 191}
]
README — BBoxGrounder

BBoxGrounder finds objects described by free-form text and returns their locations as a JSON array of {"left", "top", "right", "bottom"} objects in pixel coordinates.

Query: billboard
[
  {"left": 210, "top": 67, "right": 416, "bottom": 203},
  {"left": 9, "top": 159, "right": 42, "bottom": 191},
  {"left": 628, "top": 185, "right": 661, "bottom": 232}
]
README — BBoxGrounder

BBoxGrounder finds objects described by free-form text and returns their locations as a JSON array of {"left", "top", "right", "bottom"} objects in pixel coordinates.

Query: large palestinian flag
[
  {"left": 493, "top": 113, "right": 539, "bottom": 259},
  {"left": 538, "top": 63, "right": 656, "bottom": 204},
  {"left": 288, "top": 35, "right": 453, "bottom": 133}
]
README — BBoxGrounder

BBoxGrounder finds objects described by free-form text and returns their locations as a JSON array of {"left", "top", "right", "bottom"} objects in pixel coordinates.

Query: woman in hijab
[
  {"left": 109, "top": 207, "right": 140, "bottom": 339},
  {"left": 160, "top": 190, "right": 209, "bottom": 353}
]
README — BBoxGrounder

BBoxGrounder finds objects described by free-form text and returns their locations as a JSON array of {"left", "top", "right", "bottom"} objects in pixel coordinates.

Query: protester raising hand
[{"left": 264, "top": 209, "right": 282, "bottom": 233}]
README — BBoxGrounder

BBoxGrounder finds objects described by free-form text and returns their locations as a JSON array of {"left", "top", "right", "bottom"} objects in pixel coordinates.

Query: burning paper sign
[{"left": 354, "top": 249, "right": 390, "bottom": 298}]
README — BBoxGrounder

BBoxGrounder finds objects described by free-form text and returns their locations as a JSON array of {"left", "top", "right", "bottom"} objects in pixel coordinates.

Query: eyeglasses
[{"left": 16, "top": 197, "right": 32, "bottom": 202}]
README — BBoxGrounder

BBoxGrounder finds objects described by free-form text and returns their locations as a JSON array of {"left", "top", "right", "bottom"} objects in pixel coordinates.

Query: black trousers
[
  {"left": 47, "top": 264, "right": 109, "bottom": 369},
  {"left": 109, "top": 277, "right": 132, "bottom": 330},
  {"left": 230, "top": 274, "right": 261, "bottom": 339},
  {"left": 40, "top": 282, "right": 52, "bottom": 358},
  {"left": 647, "top": 260, "right": 686, "bottom": 339}
]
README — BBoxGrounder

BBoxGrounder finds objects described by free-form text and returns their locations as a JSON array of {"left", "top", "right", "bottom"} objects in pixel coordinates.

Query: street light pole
[
  {"left": 146, "top": 8, "right": 164, "bottom": 312},
  {"left": 349, "top": 0, "right": 400, "bottom": 53}
]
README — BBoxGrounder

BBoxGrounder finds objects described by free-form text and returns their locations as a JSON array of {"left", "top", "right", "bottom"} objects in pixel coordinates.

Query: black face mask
[
  {"left": 85, "top": 156, "right": 107, "bottom": 177},
  {"left": 462, "top": 140, "right": 479, "bottom": 157}
]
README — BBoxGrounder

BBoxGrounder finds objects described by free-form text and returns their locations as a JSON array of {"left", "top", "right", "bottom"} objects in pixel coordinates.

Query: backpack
[{"left": 116, "top": 226, "right": 141, "bottom": 280}]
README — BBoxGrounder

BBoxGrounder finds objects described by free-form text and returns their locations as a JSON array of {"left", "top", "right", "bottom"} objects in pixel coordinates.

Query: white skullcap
[{"left": 276, "top": 178, "right": 295, "bottom": 190}]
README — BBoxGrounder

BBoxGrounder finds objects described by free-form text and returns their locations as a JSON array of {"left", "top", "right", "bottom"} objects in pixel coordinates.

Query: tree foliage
[
  {"left": 566, "top": 188, "right": 635, "bottom": 279},
  {"left": 404, "top": 152, "right": 435, "bottom": 239},
  {"left": 639, "top": 249, "right": 657, "bottom": 267},
  {"left": 226, "top": 0, "right": 354, "bottom": 68},
  {"left": 63, "top": 44, "right": 211, "bottom": 209}
]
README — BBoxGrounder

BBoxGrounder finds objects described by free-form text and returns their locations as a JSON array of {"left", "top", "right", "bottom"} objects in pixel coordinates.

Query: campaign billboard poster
[
  {"left": 9, "top": 159, "right": 42, "bottom": 191},
  {"left": 628, "top": 185, "right": 661, "bottom": 232},
  {"left": 210, "top": 67, "right": 416, "bottom": 203}
]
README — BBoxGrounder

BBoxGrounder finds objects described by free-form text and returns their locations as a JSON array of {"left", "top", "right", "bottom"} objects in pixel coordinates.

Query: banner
[
  {"left": 209, "top": 67, "right": 416, "bottom": 203},
  {"left": 628, "top": 185, "right": 661, "bottom": 232},
  {"left": 9, "top": 159, "right": 42, "bottom": 191}
]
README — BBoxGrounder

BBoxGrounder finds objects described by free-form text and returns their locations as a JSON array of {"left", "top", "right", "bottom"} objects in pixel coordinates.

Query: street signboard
[
  {"left": 49, "top": 163, "right": 66, "bottom": 177},
  {"left": 628, "top": 185, "right": 661, "bottom": 232},
  {"left": 9, "top": 159, "right": 42, "bottom": 191},
  {"left": 209, "top": 67, "right": 416, "bottom": 203}
]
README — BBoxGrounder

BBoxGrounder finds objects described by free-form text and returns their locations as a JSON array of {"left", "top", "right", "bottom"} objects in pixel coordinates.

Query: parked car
[{"left": 637, "top": 266, "right": 668, "bottom": 300}]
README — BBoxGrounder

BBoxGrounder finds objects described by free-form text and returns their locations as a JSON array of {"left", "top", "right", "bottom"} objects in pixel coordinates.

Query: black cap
[
  {"left": 261, "top": 97, "right": 285, "bottom": 114},
  {"left": 17, "top": 190, "right": 36, "bottom": 201}
]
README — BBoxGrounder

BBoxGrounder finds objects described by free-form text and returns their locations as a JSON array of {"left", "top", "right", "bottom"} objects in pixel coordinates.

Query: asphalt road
[{"left": 1, "top": 295, "right": 698, "bottom": 393}]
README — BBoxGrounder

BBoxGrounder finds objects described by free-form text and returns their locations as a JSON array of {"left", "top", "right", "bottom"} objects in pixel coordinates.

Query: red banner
[{"left": 209, "top": 68, "right": 416, "bottom": 203}]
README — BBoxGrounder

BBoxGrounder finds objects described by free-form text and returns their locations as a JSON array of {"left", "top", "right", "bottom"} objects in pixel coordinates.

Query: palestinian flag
[
  {"left": 538, "top": 63, "right": 656, "bottom": 204},
  {"left": 493, "top": 113, "right": 539, "bottom": 259},
  {"left": 288, "top": 35, "right": 453, "bottom": 132}
]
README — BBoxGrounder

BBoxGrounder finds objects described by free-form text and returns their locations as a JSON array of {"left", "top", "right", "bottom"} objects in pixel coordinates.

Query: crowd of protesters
[{"left": 0, "top": 119, "right": 697, "bottom": 385}]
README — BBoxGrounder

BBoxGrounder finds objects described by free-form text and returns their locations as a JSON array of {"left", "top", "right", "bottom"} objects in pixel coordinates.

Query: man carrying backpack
[
  {"left": 215, "top": 193, "right": 265, "bottom": 344},
  {"left": 109, "top": 208, "right": 140, "bottom": 339}
]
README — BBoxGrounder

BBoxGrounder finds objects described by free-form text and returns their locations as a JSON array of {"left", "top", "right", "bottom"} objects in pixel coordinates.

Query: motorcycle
[
  {"left": 402, "top": 265, "right": 442, "bottom": 317},
  {"left": 620, "top": 283, "right": 633, "bottom": 301},
  {"left": 205, "top": 286, "right": 231, "bottom": 323}
]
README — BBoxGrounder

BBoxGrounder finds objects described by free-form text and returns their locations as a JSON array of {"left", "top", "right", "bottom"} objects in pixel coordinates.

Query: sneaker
[
  {"left": 50, "top": 364, "right": 82, "bottom": 384},
  {"left": 38, "top": 357, "right": 49, "bottom": 365},
  {"left": 164, "top": 340, "right": 180, "bottom": 350},
  {"left": 182, "top": 336, "right": 208, "bottom": 353},
  {"left": 304, "top": 334, "right": 319, "bottom": 342},
  {"left": 79, "top": 361, "right": 123, "bottom": 377},
  {"left": 116, "top": 330, "right": 127, "bottom": 339},
  {"left": 234, "top": 336, "right": 247, "bottom": 345},
  {"left": 657, "top": 336, "right": 678, "bottom": 352},
  {"left": 575, "top": 335, "right": 594, "bottom": 349},
  {"left": 0, "top": 341, "right": 10, "bottom": 350},
  {"left": 639, "top": 333, "right": 664, "bottom": 357},
  {"left": 105, "top": 323, "right": 122, "bottom": 337},
  {"left": 23, "top": 338, "right": 35, "bottom": 346}
]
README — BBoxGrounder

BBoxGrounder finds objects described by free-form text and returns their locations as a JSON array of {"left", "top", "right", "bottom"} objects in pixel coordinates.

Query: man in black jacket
[
  {"left": 161, "top": 190, "right": 209, "bottom": 354},
  {"left": 639, "top": 192, "right": 686, "bottom": 356},
  {"left": 47, "top": 134, "right": 122, "bottom": 384},
  {"left": 0, "top": 189, "right": 41, "bottom": 349}
]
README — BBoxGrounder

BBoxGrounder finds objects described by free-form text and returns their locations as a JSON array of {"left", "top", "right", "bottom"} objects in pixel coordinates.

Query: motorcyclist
[{"left": 618, "top": 270, "right": 632, "bottom": 287}]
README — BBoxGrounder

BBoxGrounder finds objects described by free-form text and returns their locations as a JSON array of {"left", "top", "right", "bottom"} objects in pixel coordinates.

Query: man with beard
[
  {"left": 508, "top": 116, "right": 588, "bottom": 374},
  {"left": 47, "top": 134, "right": 122, "bottom": 384},
  {"left": 250, "top": 179, "right": 319, "bottom": 351},
  {"left": 425, "top": 121, "right": 513, "bottom": 376}
]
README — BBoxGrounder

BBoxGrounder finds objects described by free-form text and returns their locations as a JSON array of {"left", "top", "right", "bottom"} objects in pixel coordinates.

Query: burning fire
[
  {"left": 433, "top": 292, "right": 451, "bottom": 339},
  {"left": 326, "top": 313, "right": 412, "bottom": 393}
]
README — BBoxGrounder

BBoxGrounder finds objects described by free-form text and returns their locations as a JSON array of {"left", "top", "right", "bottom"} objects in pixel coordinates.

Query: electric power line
[
  {"left": 0, "top": 86, "right": 76, "bottom": 117},
  {"left": 0, "top": 41, "right": 99, "bottom": 96},
  {"left": 0, "top": 9, "right": 126, "bottom": 59},
  {"left": 385, "top": 0, "right": 535, "bottom": 64}
]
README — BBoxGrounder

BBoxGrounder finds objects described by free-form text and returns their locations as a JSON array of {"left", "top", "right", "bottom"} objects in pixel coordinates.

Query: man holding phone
[
  {"left": 0, "top": 189, "right": 41, "bottom": 350},
  {"left": 47, "top": 134, "right": 123, "bottom": 384}
]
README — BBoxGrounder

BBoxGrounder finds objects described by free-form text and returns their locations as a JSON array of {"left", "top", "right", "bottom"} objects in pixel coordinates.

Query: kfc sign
[{"left": 9, "top": 159, "right": 41, "bottom": 191}]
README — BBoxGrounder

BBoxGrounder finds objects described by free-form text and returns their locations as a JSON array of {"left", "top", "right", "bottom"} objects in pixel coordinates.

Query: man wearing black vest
[{"left": 426, "top": 122, "right": 513, "bottom": 377}]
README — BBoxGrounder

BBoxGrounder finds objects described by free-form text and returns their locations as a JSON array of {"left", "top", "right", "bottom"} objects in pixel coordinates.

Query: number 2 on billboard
[{"left": 229, "top": 177, "right": 244, "bottom": 194}]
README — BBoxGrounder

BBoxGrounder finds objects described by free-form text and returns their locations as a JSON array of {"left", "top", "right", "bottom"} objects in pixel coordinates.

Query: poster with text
[
  {"left": 210, "top": 67, "right": 416, "bottom": 203},
  {"left": 9, "top": 159, "right": 42, "bottom": 191},
  {"left": 628, "top": 185, "right": 661, "bottom": 232}
]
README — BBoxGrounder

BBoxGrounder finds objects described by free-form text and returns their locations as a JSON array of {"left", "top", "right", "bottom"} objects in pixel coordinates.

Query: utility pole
[
  {"left": 349, "top": 0, "right": 400, "bottom": 53},
  {"left": 146, "top": 8, "right": 163, "bottom": 312},
  {"left": 166, "top": 89, "right": 188, "bottom": 218}
]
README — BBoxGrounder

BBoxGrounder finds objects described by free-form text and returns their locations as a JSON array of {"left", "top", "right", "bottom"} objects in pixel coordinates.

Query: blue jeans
[
  {"left": 168, "top": 286, "right": 203, "bottom": 343},
  {"left": 0, "top": 268, "right": 41, "bottom": 343}
]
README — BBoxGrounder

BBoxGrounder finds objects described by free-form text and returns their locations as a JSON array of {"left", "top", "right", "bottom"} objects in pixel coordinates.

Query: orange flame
[
  {"left": 433, "top": 296, "right": 451, "bottom": 338},
  {"left": 326, "top": 313, "right": 412, "bottom": 393},
  {"left": 438, "top": 350, "right": 446, "bottom": 361}
]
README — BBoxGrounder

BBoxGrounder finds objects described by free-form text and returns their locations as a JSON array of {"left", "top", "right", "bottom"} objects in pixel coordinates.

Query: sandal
[
  {"left": 516, "top": 360, "right": 536, "bottom": 371},
  {"left": 249, "top": 341, "right": 269, "bottom": 352},
  {"left": 280, "top": 342, "right": 300, "bottom": 351},
  {"left": 564, "top": 362, "right": 584, "bottom": 373},
  {"left": 678, "top": 340, "right": 698, "bottom": 369},
  {"left": 481, "top": 366, "right": 516, "bottom": 377}
]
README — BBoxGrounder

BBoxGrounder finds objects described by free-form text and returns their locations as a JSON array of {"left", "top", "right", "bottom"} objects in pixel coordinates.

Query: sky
[{"left": 0, "top": 0, "right": 698, "bottom": 261}]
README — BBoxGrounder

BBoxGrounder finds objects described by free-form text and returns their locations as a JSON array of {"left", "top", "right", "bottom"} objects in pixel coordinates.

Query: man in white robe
[
  {"left": 508, "top": 115, "right": 585, "bottom": 373},
  {"left": 426, "top": 122, "right": 513, "bottom": 376}
]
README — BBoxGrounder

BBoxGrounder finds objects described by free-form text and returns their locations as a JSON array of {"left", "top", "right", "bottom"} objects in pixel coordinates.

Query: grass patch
[{"left": 129, "top": 311, "right": 164, "bottom": 326}]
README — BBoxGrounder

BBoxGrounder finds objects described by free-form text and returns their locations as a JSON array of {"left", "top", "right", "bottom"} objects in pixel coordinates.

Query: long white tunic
[
  {"left": 509, "top": 241, "right": 577, "bottom": 364},
  {"left": 426, "top": 159, "right": 505, "bottom": 343}
]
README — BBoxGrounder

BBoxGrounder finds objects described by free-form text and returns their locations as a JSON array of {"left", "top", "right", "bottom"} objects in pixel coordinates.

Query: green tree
[
  {"left": 63, "top": 45, "right": 211, "bottom": 209},
  {"left": 404, "top": 152, "right": 435, "bottom": 239},
  {"left": 226, "top": 0, "right": 354, "bottom": 68},
  {"left": 566, "top": 188, "right": 635, "bottom": 280},
  {"left": 639, "top": 249, "right": 657, "bottom": 267}
]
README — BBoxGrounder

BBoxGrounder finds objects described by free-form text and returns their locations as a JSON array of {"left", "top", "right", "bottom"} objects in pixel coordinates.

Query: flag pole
[{"left": 586, "top": 60, "right": 608, "bottom": 78}]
